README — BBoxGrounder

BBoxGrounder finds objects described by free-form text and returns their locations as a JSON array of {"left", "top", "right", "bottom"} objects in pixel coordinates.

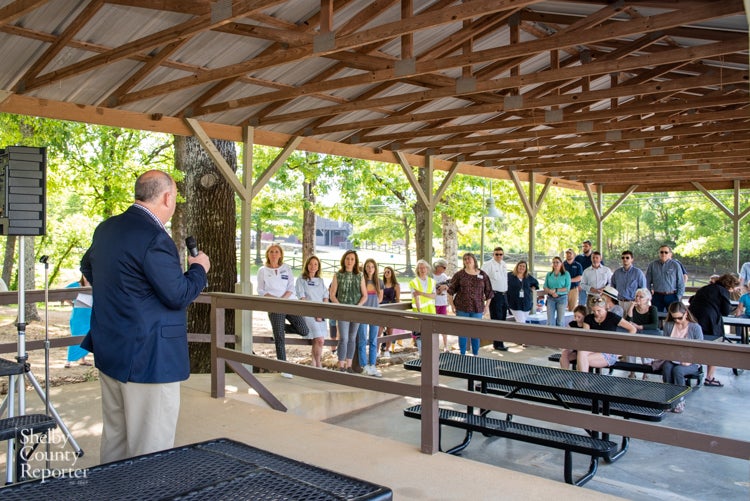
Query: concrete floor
[
  {"left": 327, "top": 344, "right": 750, "bottom": 501},
  {"left": 1, "top": 343, "right": 748, "bottom": 500},
  {"left": 1, "top": 372, "right": 620, "bottom": 501}
]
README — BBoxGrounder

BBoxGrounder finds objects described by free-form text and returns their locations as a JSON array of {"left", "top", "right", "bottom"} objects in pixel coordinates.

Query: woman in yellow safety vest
[{"left": 409, "top": 259, "right": 437, "bottom": 354}]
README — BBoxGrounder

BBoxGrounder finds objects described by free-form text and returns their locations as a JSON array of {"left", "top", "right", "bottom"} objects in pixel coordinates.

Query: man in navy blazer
[{"left": 81, "top": 170, "right": 210, "bottom": 462}]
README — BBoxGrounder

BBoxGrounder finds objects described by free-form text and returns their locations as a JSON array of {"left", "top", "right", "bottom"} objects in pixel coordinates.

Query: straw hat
[{"left": 601, "top": 286, "right": 619, "bottom": 302}]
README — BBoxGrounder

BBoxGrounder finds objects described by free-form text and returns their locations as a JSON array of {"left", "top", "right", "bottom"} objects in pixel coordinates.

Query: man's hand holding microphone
[{"left": 185, "top": 236, "right": 211, "bottom": 273}]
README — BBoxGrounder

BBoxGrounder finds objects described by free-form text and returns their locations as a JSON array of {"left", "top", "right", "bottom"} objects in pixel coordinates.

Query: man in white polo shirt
[{"left": 482, "top": 246, "right": 509, "bottom": 351}]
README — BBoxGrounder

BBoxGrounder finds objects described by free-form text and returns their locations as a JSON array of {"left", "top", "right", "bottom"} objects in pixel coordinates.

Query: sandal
[
  {"left": 704, "top": 377, "right": 723, "bottom": 387},
  {"left": 79, "top": 361, "right": 92, "bottom": 366}
]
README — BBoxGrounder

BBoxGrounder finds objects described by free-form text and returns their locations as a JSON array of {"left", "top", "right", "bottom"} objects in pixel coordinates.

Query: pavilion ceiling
[{"left": 0, "top": 0, "right": 748, "bottom": 193}]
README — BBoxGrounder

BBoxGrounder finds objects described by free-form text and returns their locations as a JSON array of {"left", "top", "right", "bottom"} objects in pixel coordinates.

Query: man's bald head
[
  {"left": 135, "top": 170, "right": 174, "bottom": 203},
  {"left": 134, "top": 170, "right": 177, "bottom": 224}
]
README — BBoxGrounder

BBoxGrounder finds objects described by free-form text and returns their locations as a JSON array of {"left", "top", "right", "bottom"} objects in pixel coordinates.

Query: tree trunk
[
  {"left": 413, "top": 168, "right": 430, "bottom": 262},
  {"left": 255, "top": 220, "right": 263, "bottom": 265},
  {"left": 172, "top": 166, "right": 187, "bottom": 270},
  {"left": 402, "top": 213, "right": 414, "bottom": 277},
  {"left": 2, "top": 235, "right": 16, "bottom": 287},
  {"left": 302, "top": 180, "right": 316, "bottom": 263},
  {"left": 23, "top": 236, "right": 40, "bottom": 321},
  {"left": 441, "top": 212, "right": 459, "bottom": 276},
  {"left": 175, "top": 135, "right": 237, "bottom": 373}
]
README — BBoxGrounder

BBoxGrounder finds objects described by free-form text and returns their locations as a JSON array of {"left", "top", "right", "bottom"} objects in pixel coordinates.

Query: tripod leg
[
  {"left": 25, "top": 372, "right": 84, "bottom": 457},
  {"left": 4, "top": 374, "right": 18, "bottom": 485}
]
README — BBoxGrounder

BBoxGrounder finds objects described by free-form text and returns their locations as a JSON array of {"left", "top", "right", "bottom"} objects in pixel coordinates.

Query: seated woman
[
  {"left": 660, "top": 302, "right": 704, "bottom": 413},
  {"left": 601, "top": 286, "right": 624, "bottom": 318},
  {"left": 625, "top": 288, "right": 660, "bottom": 334},
  {"left": 623, "top": 287, "right": 660, "bottom": 378},
  {"left": 560, "top": 297, "right": 636, "bottom": 372}
]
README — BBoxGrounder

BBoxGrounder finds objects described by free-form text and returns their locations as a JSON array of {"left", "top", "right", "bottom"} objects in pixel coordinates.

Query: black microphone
[{"left": 185, "top": 236, "right": 199, "bottom": 257}]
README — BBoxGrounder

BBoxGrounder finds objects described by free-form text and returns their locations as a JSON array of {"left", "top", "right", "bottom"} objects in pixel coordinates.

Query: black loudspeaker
[{"left": 0, "top": 146, "right": 46, "bottom": 236}]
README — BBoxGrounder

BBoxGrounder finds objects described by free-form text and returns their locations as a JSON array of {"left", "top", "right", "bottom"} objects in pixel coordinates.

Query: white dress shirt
[
  {"left": 482, "top": 258, "right": 508, "bottom": 292},
  {"left": 580, "top": 264, "right": 613, "bottom": 297}
]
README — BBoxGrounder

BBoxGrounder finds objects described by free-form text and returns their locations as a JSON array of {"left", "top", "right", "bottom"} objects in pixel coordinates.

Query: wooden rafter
[{"left": 0, "top": 0, "right": 745, "bottom": 193}]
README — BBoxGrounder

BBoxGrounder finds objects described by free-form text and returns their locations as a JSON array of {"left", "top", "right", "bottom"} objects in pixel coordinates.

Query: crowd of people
[
  {"left": 554, "top": 241, "right": 742, "bottom": 413},
  {"left": 66, "top": 169, "right": 746, "bottom": 461},
  {"left": 256, "top": 239, "right": 748, "bottom": 412}
]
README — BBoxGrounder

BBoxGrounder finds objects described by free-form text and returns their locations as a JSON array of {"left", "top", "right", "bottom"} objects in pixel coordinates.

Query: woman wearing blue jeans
[
  {"left": 447, "top": 253, "right": 494, "bottom": 355},
  {"left": 544, "top": 256, "right": 571, "bottom": 327}
]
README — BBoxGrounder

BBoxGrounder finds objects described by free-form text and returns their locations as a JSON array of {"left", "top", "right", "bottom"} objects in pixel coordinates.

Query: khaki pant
[
  {"left": 99, "top": 372, "right": 181, "bottom": 463},
  {"left": 567, "top": 286, "right": 579, "bottom": 311}
]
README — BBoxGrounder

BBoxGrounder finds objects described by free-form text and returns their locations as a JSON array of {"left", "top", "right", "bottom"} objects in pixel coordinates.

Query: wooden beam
[
  {"left": 184, "top": 117, "right": 250, "bottom": 200},
  {"left": 117, "top": 0, "right": 540, "bottom": 106},
  {"left": 433, "top": 124, "right": 750, "bottom": 156},
  {"left": 14, "top": 0, "right": 104, "bottom": 91},
  {"left": 320, "top": 0, "right": 333, "bottom": 33},
  {"left": 101, "top": 39, "right": 189, "bottom": 106},
  {"left": 260, "top": 68, "right": 747, "bottom": 130},
  {"left": 431, "top": 161, "right": 461, "bottom": 211},
  {"left": 189, "top": 5, "right": 744, "bottom": 117},
  {"left": 404, "top": 109, "right": 750, "bottom": 151},
  {"left": 359, "top": 93, "right": 748, "bottom": 144},
  {"left": 691, "top": 182, "right": 735, "bottom": 219},
  {"left": 0, "top": 0, "right": 47, "bottom": 25},
  {"left": 105, "top": 0, "right": 211, "bottom": 16},
  {"left": 395, "top": 151, "right": 430, "bottom": 208},
  {"left": 251, "top": 136, "right": 304, "bottom": 198},
  {"left": 23, "top": 0, "right": 287, "bottom": 92},
  {"left": 401, "top": 0, "right": 413, "bottom": 60}
]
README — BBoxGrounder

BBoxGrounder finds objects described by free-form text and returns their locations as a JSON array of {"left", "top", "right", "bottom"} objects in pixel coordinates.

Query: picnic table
[
  {"left": 0, "top": 438, "right": 393, "bottom": 500},
  {"left": 723, "top": 315, "right": 750, "bottom": 375},
  {"left": 404, "top": 352, "right": 690, "bottom": 485}
]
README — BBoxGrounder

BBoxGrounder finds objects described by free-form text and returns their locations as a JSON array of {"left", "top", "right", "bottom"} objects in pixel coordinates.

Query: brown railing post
[
  {"left": 211, "top": 300, "right": 226, "bottom": 398},
  {"left": 420, "top": 319, "right": 439, "bottom": 454}
]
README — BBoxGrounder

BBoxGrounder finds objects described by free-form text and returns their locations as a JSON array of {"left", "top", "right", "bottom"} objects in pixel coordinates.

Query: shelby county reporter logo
[{"left": 19, "top": 428, "right": 88, "bottom": 483}]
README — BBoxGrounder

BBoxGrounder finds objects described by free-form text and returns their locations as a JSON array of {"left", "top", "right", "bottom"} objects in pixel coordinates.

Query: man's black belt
[
  {"left": 654, "top": 291, "right": 676, "bottom": 295},
  {"left": 493, "top": 291, "right": 507, "bottom": 295}
]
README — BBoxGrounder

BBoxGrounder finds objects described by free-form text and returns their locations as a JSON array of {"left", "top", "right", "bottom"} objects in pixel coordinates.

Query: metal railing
[
  {"left": 1, "top": 288, "right": 748, "bottom": 462},
  {"left": 208, "top": 293, "right": 750, "bottom": 461}
]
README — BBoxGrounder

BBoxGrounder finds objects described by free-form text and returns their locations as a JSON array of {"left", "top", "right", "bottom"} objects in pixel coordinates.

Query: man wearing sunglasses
[
  {"left": 645, "top": 245, "right": 685, "bottom": 312},
  {"left": 611, "top": 250, "right": 647, "bottom": 314},
  {"left": 482, "top": 246, "right": 509, "bottom": 351}
]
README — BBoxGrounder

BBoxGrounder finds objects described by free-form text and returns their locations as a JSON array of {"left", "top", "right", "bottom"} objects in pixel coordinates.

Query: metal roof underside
[{"left": 0, "top": 0, "right": 748, "bottom": 193}]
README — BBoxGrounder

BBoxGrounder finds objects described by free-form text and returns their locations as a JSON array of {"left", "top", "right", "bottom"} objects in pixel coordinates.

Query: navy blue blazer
[{"left": 80, "top": 205, "right": 207, "bottom": 384}]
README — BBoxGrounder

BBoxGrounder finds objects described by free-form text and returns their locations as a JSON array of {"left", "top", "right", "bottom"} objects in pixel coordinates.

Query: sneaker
[
  {"left": 281, "top": 372, "right": 293, "bottom": 379},
  {"left": 370, "top": 366, "right": 382, "bottom": 377},
  {"left": 382, "top": 350, "right": 391, "bottom": 359}
]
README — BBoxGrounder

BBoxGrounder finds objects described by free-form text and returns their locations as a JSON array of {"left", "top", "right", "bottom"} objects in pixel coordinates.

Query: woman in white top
[
  {"left": 257, "top": 244, "right": 309, "bottom": 373},
  {"left": 295, "top": 255, "right": 328, "bottom": 368},
  {"left": 433, "top": 258, "right": 451, "bottom": 352}
]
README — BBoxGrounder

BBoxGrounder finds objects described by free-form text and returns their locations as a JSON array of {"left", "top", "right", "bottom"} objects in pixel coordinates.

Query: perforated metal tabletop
[
  {"left": 405, "top": 352, "right": 689, "bottom": 410},
  {"left": 0, "top": 357, "right": 24, "bottom": 377},
  {"left": 0, "top": 438, "right": 392, "bottom": 500}
]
